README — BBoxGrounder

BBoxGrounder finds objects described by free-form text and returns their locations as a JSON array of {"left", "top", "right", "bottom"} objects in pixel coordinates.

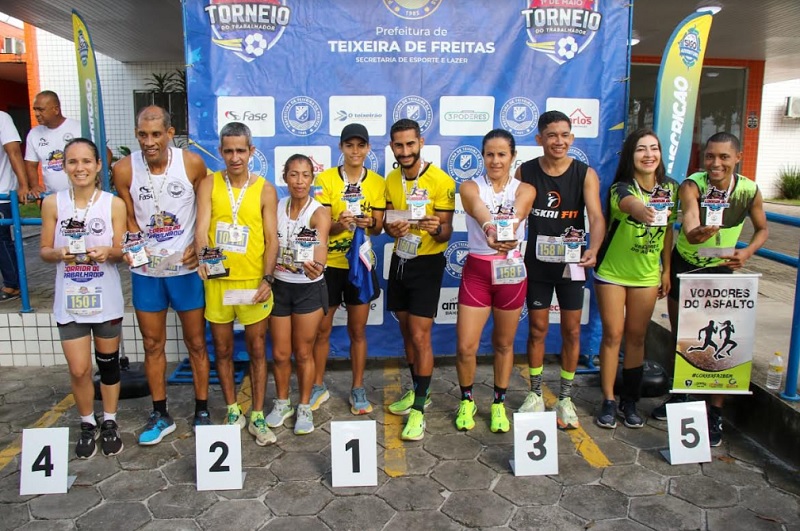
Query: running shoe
[
  {"left": 248, "top": 416, "right": 277, "bottom": 446},
  {"left": 595, "top": 399, "right": 617, "bottom": 429},
  {"left": 618, "top": 400, "right": 644, "bottom": 428},
  {"left": 266, "top": 399, "right": 293, "bottom": 428},
  {"left": 350, "top": 387, "right": 373, "bottom": 415},
  {"left": 294, "top": 405, "right": 314, "bottom": 435},
  {"left": 310, "top": 384, "right": 330, "bottom": 411},
  {"left": 193, "top": 410, "right": 212, "bottom": 432},
  {"left": 708, "top": 409, "right": 723, "bottom": 447},
  {"left": 454, "top": 399, "right": 477, "bottom": 431},
  {"left": 76, "top": 422, "right": 98, "bottom": 459},
  {"left": 490, "top": 403, "right": 510, "bottom": 433},
  {"left": 555, "top": 397, "right": 580, "bottom": 430},
  {"left": 388, "top": 389, "right": 431, "bottom": 416},
  {"left": 400, "top": 409, "right": 425, "bottom": 441},
  {"left": 138, "top": 412, "right": 176, "bottom": 446},
  {"left": 651, "top": 393, "right": 690, "bottom": 421},
  {"left": 100, "top": 420, "right": 124, "bottom": 457},
  {"left": 226, "top": 405, "right": 247, "bottom": 430},
  {"left": 517, "top": 391, "right": 545, "bottom": 413}
]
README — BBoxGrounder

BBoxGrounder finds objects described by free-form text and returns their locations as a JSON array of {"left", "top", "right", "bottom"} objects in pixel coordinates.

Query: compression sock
[
  {"left": 493, "top": 386, "right": 507, "bottom": 404},
  {"left": 153, "top": 400, "right": 168, "bottom": 417},
  {"left": 195, "top": 399, "right": 208, "bottom": 415},
  {"left": 621, "top": 366, "right": 644, "bottom": 403},
  {"left": 529, "top": 366, "right": 543, "bottom": 396},
  {"left": 413, "top": 375, "right": 431, "bottom": 412},
  {"left": 460, "top": 386, "right": 473, "bottom": 401},
  {"left": 558, "top": 369, "right": 575, "bottom": 400}
]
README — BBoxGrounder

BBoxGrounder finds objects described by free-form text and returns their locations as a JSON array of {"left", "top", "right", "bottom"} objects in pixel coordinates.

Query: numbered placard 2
[
  {"left": 20, "top": 428, "right": 69, "bottom": 495},
  {"left": 665, "top": 401, "right": 712, "bottom": 465},
  {"left": 330, "top": 420, "right": 377, "bottom": 487},
  {"left": 195, "top": 425, "right": 243, "bottom": 491},
  {"left": 511, "top": 412, "right": 558, "bottom": 476}
]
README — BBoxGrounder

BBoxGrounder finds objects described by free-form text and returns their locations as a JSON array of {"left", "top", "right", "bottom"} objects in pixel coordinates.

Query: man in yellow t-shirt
[
  {"left": 311, "top": 124, "right": 386, "bottom": 415},
  {"left": 195, "top": 121, "right": 279, "bottom": 446},
  {"left": 384, "top": 119, "right": 456, "bottom": 441}
]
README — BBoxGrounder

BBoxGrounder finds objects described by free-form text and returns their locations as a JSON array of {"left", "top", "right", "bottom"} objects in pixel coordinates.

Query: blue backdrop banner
[{"left": 183, "top": 0, "right": 630, "bottom": 361}]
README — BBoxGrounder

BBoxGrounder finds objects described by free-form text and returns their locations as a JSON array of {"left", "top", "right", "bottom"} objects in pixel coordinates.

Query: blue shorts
[{"left": 131, "top": 273, "right": 205, "bottom": 313}]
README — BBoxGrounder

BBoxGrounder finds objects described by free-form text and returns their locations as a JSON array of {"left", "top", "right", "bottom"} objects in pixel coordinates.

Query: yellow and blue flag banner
[
  {"left": 653, "top": 11, "right": 714, "bottom": 183},
  {"left": 72, "top": 10, "right": 110, "bottom": 190}
]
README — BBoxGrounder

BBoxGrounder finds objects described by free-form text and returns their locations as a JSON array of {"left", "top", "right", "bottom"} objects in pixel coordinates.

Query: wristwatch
[{"left": 262, "top": 274, "right": 275, "bottom": 285}]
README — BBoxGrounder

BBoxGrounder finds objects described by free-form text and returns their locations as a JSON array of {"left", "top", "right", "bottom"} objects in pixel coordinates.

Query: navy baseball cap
[{"left": 340, "top": 123, "right": 370, "bottom": 143}]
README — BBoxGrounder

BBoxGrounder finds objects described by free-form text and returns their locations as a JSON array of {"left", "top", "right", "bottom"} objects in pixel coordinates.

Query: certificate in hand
[{"left": 223, "top": 289, "right": 258, "bottom": 306}]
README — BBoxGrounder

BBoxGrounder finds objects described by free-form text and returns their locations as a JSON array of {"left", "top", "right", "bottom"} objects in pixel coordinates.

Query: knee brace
[{"left": 95, "top": 350, "right": 121, "bottom": 385}]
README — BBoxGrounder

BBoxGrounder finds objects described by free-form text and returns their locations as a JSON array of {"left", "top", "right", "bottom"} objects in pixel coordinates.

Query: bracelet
[
  {"left": 481, "top": 220, "right": 493, "bottom": 231},
  {"left": 262, "top": 274, "right": 275, "bottom": 285},
  {"left": 313, "top": 260, "right": 326, "bottom": 271}
]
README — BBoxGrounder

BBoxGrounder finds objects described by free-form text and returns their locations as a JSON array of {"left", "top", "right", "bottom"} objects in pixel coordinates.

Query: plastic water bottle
[{"left": 766, "top": 352, "right": 785, "bottom": 391}]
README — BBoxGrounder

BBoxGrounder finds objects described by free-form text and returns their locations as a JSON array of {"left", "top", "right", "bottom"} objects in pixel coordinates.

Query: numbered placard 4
[
  {"left": 666, "top": 401, "right": 712, "bottom": 465},
  {"left": 20, "top": 428, "right": 69, "bottom": 495},
  {"left": 195, "top": 425, "right": 243, "bottom": 491},
  {"left": 511, "top": 412, "right": 558, "bottom": 476},
  {"left": 330, "top": 420, "right": 377, "bottom": 487}
]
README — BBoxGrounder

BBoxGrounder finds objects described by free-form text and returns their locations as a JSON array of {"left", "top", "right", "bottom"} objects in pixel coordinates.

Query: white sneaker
[
  {"left": 294, "top": 405, "right": 314, "bottom": 435},
  {"left": 555, "top": 397, "right": 580, "bottom": 429},
  {"left": 265, "top": 399, "right": 293, "bottom": 428},
  {"left": 517, "top": 391, "right": 545, "bottom": 413}
]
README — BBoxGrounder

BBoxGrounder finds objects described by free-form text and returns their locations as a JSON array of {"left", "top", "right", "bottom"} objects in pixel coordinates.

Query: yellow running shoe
[
  {"left": 455, "top": 399, "right": 477, "bottom": 431},
  {"left": 400, "top": 409, "right": 425, "bottom": 441},
  {"left": 490, "top": 403, "right": 510, "bottom": 433}
]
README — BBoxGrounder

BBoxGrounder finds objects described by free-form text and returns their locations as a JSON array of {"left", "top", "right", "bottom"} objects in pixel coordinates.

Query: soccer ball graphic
[
  {"left": 557, "top": 36, "right": 579, "bottom": 60},
  {"left": 243, "top": 33, "right": 268, "bottom": 57}
]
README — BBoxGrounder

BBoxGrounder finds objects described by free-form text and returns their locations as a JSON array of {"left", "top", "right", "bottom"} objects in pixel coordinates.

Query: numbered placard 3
[
  {"left": 330, "top": 420, "right": 377, "bottom": 487},
  {"left": 20, "top": 428, "right": 69, "bottom": 495},
  {"left": 512, "top": 412, "right": 558, "bottom": 476},
  {"left": 195, "top": 425, "right": 243, "bottom": 491},
  {"left": 666, "top": 401, "right": 712, "bottom": 465}
]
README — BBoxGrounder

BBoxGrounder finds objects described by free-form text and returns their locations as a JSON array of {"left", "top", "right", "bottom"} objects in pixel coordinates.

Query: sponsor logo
[
  {"left": 218, "top": 96, "right": 276, "bottom": 137},
  {"left": 337, "top": 150, "right": 379, "bottom": 172},
  {"left": 444, "top": 240, "right": 470, "bottom": 279},
  {"left": 383, "top": 145, "right": 441, "bottom": 175},
  {"left": 382, "top": 0, "right": 442, "bottom": 20},
  {"left": 88, "top": 217, "right": 106, "bottom": 235},
  {"left": 64, "top": 261, "right": 102, "bottom": 283},
  {"left": 205, "top": 0, "right": 292, "bottom": 63},
  {"left": 147, "top": 211, "right": 184, "bottom": 242},
  {"left": 521, "top": 0, "right": 603, "bottom": 65},
  {"left": 393, "top": 96, "right": 433, "bottom": 135},
  {"left": 439, "top": 96, "right": 494, "bottom": 136},
  {"left": 274, "top": 146, "right": 332, "bottom": 186},
  {"left": 546, "top": 191, "right": 561, "bottom": 208},
  {"left": 37, "top": 137, "right": 49, "bottom": 148},
  {"left": 329, "top": 95, "right": 387, "bottom": 136},
  {"left": 568, "top": 146, "right": 589, "bottom": 164},
  {"left": 434, "top": 287, "right": 460, "bottom": 325},
  {"left": 46, "top": 150, "right": 65, "bottom": 173},
  {"left": 281, "top": 96, "right": 323, "bottom": 136},
  {"left": 447, "top": 145, "right": 484, "bottom": 184},
  {"left": 63, "top": 133, "right": 75, "bottom": 143},
  {"left": 167, "top": 181, "right": 187, "bottom": 198},
  {"left": 499, "top": 97, "right": 539, "bottom": 137},
  {"left": 547, "top": 97, "right": 599, "bottom": 138},
  {"left": 679, "top": 26, "right": 701, "bottom": 68},
  {"left": 138, "top": 185, "right": 154, "bottom": 201},
  {"left": 248, "top": 147, "right": 269, "bottom": 177},
  {"left": 76, "top": 29, "right": 89, "bottom": 67}
]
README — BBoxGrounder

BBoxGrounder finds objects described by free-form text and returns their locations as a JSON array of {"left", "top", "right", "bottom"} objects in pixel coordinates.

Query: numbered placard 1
[
  {"left": 195, "top": 425, "right": 243, "bottom": 491},
  {"left": 511, "top": 412, "right": 558, "bottom": 476},
  {"left": 330, "top": 420, "right": 377, "bottom": 487},
  {"left": 20, "top": 427, "right": 69, "bottom": 495},
  {"left": 665, "top": 401, "right": 712, "bottom": 465}
]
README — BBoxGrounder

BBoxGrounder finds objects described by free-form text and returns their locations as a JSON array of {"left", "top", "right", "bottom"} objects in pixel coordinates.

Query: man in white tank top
[{"left": 113, "top": 106, "right": 211, "bottom": 445}]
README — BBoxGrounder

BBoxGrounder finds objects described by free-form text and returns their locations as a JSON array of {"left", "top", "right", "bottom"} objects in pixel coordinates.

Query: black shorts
[
  {"left": 387, "top": 253, "right": 446, "bottom": 318},
  {"left": 271, "top": 279, "right": 329, "bottom": 317},
  {"left": 324, "top": 266, "right": 379, "bottom": 306},
  {"left": 526, "top": 280, "right": 584, "bottom": 311},
  {"left": 57, "top": 318, "right": 123, "bottom": 341},
  {"left": 669, "top": 248, "right": 732, "bottom": 301}
]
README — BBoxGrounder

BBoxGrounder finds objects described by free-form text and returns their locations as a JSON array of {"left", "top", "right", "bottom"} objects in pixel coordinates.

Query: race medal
[
  {"left": 153, "top": 212, "right": 166, "bottom": 228},
  {"left": 198, "top": 246, "right": 229, "bottom": 279},
  {"left": 395, "top": 233, "right": 421, "bottom": 259},
  {"left": 229, "top": 225, "right": 243, "bottom": 243},
  {"left": 122, "top": 231, "right": 148, "bottom": 268},
  {"left": 701, "top": 185, "right": 729, "bottom": 226},
  {"left": 280, "top": 246, "right": 294, "bottom": 267},
  {"left": 535, "top": 235, "right": 565, "bottom": 263},
  {"left": 495, "top": 217, "right": 515, "bottom": 242},
  {"left": 65, "top": 285, "right": 103, "bottom": 316},
  {"left": 647, "top": 185, "right": 674, "bottom": 227},
  {"left": 491, "top": 256, "right": 526, "bottom": 285},
  {"left": 561, "top": 226, "right": 586, "bottom": 264},
  {"left": 216, "top": 222, "right": 249, "bottom": 254}
]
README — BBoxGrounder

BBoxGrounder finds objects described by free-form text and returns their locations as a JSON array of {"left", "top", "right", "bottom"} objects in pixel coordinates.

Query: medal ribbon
[
  {"left": 70, "top": 188, "right": 99, "bottom": 225},
  {"left": 223, "top": 172, "right": 251, "bottom": 228},
  {"left": 141, "top": 148, "right": 173, "bottom": 220},
  {"left": 283, "top": 196, "right": 313, "bottom": 247}
]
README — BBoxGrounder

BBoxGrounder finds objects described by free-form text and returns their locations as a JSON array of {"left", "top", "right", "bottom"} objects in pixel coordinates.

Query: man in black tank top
[{"left": 513, "top": 111, "right": 606, "bottom": 430}]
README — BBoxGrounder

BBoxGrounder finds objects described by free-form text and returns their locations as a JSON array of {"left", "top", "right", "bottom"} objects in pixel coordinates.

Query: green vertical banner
[
  {"left": 72, "top": 9, "right": 110, "bottom": 190},
  {"left": 652, "top": 11, "right": 714, "bottom": 183}
]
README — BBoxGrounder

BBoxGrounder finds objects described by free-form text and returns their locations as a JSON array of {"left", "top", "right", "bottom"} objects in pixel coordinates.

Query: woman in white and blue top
[
  {"left": 267, "top": 154, "right": 330, "bottom": 435},
  {"left": 40, "top": 138, "right": 127, "bottom": 459}
]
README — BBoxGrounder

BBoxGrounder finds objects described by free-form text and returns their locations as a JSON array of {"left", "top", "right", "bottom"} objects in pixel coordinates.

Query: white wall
[
  {"left": 756, "top": 79, "right": 800, "bottom": 198},
  {"left": 34, "top": 28, "right": 183, "bottom": 159}
]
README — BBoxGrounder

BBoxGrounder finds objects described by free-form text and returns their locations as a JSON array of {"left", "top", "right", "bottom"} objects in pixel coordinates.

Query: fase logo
[
  {"left": 217, "top": 96, "right": 276, "bottom": 137},
  {"left": 205, "top": 0, "right": 292, "bottom": 63},
  {"left": 383, "top": 0, "right": 442, "bottom": 20},
  {"left": 447, "top": 145, "right": 484, "bottom": 184},
  {"left": 521, "top": 0, "right": 603, "bottom": 65},
  {"left": 439, "top": 96, "right": 495, "bottom": 136},
  {"left": 329, "top": 96, "right": 387, "bottom": 136},
  {"left": 500, "top": 97, "right": 539, "bottom": 137},
  {"left": 393, "top": 96, "right": 433, "bottom": 135},
  {"left": 282, "top": 96, "right": 323, "bottom": 137},
  {"left": 546, "top": 97, "right": 599, "bottom": 138}
]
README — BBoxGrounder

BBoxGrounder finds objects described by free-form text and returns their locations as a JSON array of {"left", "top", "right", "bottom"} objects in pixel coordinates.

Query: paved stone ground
[{"left": 0, "top": 358, "right": 798, "bottom": 530}]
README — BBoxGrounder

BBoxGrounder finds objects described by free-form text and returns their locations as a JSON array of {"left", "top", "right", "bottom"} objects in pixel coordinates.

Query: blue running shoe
[{"left": 138, "top": 411, "right": 176, "bottom": 446}]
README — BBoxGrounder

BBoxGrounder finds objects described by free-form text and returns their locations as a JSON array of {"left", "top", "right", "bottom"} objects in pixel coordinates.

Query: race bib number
[
  {"left": 491, "top": 257, "right": 526, "bottom": 285},
  {"left": 535, "top": 236, "right": 565, "bottom": 263},
  {"left": 65, "top": 285, "right": 103, "bottom": 316},
  {"left": 395, "top": 234, "right": 422, "bottom": 260},
  {"left": 148, "top": 250, "right": 182, "bottom": 277},
  {"left": 216, "top": 222, "right": 249, "bottom": 254}
]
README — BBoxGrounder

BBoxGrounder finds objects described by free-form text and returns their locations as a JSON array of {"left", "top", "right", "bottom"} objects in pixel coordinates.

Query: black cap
[{"left": 340, "top": 123, "right": 369, "bottom": 144}]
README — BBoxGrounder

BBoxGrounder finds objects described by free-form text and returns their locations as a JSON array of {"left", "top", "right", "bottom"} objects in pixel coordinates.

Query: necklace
[{"left": 142, "top": 148, "right": 173, "bottom": 227}]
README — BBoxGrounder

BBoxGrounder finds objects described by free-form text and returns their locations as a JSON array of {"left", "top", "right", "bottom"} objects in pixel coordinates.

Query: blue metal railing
[{"left": 0, "top": 191, "right": 42, "bottom": 313}]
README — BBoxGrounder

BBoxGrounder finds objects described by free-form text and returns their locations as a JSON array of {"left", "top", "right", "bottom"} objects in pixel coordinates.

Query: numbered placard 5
[
  {"left": 666, "top": 401, "right": 711, "bottom": 465},
  {"left": 512, "top": 412, "right": 558, "bottom": 476},
  {"left": 195, "top": 425, "right": 243, "bottom": 491},
  {"left": 20, "top": 428, "right": 69, "bottom": 495},
  {"left": 330, "top": 420, "right": 377, "bottom": 487}
]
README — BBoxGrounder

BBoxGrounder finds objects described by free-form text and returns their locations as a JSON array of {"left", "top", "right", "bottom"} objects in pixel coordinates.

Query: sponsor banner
[
  {"left": 72, "top": 10, "right": 110, "bottom": 190},
  {"left": 673, "top": 274, "right": 759, "bottom": 394},
  {"left": 183, "top": 0, "right": 629, "bottom": 358},
  {"left": 653, "top": 11, "right": 714, "bottom": 182}
]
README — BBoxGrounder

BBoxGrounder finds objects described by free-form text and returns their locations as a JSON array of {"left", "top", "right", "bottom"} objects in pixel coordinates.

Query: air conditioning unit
[{"left": 785, "top": 97, "right": 800, "bottom": 118}]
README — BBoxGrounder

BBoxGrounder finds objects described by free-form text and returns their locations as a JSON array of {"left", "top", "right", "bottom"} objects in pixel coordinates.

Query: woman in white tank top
[{"left": 39, "top": 138, "right": 128, "bottom": 459}]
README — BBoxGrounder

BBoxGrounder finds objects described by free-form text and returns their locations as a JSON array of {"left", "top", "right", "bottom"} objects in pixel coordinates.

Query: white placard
[
  {"left": 330, "top": 420, "right": 377, "bottom": 487},
  {"left": 195, "top": 425, "right": 243, "bottom": 491},
  {"left": 511, "top": 412, "right": 558, "bottom": 476},
  {"left": 20, "top": 427, "right": 69, "bottom": 495},
  {"left": 665, "top": 401, "right": 712, "bottom": 465},
  {"left": 223, "top": 289, "right": 258, "bottom": 306}
]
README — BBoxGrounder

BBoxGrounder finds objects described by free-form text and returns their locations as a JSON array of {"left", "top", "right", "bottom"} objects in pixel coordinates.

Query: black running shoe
[
  {"left": 618, "top": 400, "right": 645, "bottom": 428},
  {"left": 76, "top": 422, "right": 98, "bottom": 459},
  {"left": 100, "top": 420, "right": 124, "bottom": 457},
  {"left": 651, "top": 394, "right": 690, "bottom": 421},
  {"left": 595, "top": 399, "right": 617, "bottom": 429},
  {"left": 708, "top": 409, "right": 723, "bottom": 447}
]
